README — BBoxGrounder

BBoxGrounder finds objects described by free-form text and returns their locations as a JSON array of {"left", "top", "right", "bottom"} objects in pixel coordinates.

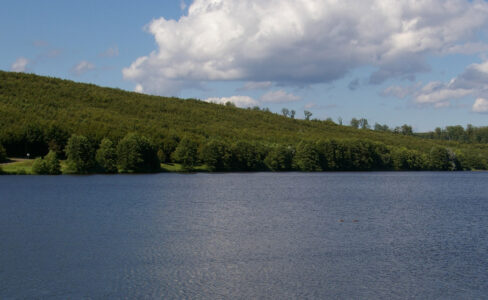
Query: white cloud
[
  {"left": 72, "top": 61, "right": 96, "bottom": 75},
  {"left": 205, "top": 95, "right": 258, "bottom": 107},
  {"left": 472, "top": 98, "right": 488, "bottom": 113},
  {"left": 100, "top": 46, "right": 119, "bottom": 58},
  {"left": 385, "top": 60, "right": 488, "bottom": 108},
  {"left": 123, "top": 0, "right": 488, "bottom": 95},
  {"left": 11, "top": 57, "right": 29, "bottom": 72},
  {"left": 260, "top": 90, "right": 300, "bottom": 103}
]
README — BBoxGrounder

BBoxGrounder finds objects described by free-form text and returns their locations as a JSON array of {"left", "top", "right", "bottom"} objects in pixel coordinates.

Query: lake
[{"left": 1, "top": 172, "right": 487, "bottom": 299}]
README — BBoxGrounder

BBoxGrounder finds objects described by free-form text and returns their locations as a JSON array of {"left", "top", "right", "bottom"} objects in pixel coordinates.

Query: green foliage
[
  {"left": 391, "top": 147, "right": 427, "bottom": 170},
  {"left": 32, "top": 151, "right": 61, "bottom": 175},
  {"left": 173, "top": 137, "right": 199, "bottom": 170},
  {"left": 117, "top": 133, "right": 160, "bottom": 173},
  {"left": 230, "top": 141, "right": 267, "bottom": 171},
  {"left": 1, "top": 71, "right": 488, "bottom": 173},
  {"left": 293, "top": 141, "right": 321, "bottom": 171},
  {"left": 96, "top": 138, "right": 117, "bottom": 173},
  {"left": 0, "top": 144, "right": 6, "bottom": 163},
  {"left": 200, "top": 139, "right": 232, "bottom": 171},
  {"left": 264, "top": 145, "right": 293, "bottom": 171},
  {"left": 429, "top": 146, "right": 452, "bottom": 171},
  {"left": 65, "top": 134, "right": 95, "bottom": 173}
]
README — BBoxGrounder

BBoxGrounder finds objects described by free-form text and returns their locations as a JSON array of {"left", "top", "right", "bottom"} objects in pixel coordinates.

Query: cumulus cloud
[
  {"left": 472, "top": 98, "right": 488, "bottom": 113},
  {"left": 123, "top": 0, "right": 488, "bottom": 95},
  {"left": 11, "top": 57, "right": 29, "bottom": 72},
  {"left": 205, "top": 95, "right": 258, "bottom": 107},
  {"left": 72, "top": 61, "right": 96, "bottom": 75},
  {"left": 260, "top": 90, "right": 300, "bottom": 103}
]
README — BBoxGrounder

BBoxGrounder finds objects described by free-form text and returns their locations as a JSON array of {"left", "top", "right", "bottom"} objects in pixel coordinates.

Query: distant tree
[
  {"left": 429, "top": 146, "right": 452, "bottom": 170},
  {"left": 281, "top": 108, "right": 290, "bottom": 117},
  {"left": 359, "top": 118, "right": 370, "bottom": 129},
  {"left": 32, "top": 150, "right": 61, "bottom": 175},
  {"left": 0, "top": 144, "right": 6, "bottom": 163},
  {"left": 290, "top": 110, "right": 296, "bottom": 119},
  {"left": 264, "top": 145, "right": 293, "bottom": 171},
  {"left": 400, "top": 124, "right": 413, "bottom": 135},
  {"left": 230, "top": 141, "right": 266, "bottom": 171},
  {"left": 225, "top": 101, "right": 236, "bottom": 107},
  {"left": 374, "top": 123, "right": 390, "bottom": 132},
  {"left": 304, "top": 110, "right": 313, "bottom": 121},
  {"left": 96, "top": 138, "right": 117, "bottom": 173},
  {"left": 338, "top": 117, "right": 343, "bottom": 125},
  {"left": 200, "top": 139, "right": 232, "bottom": 171},
  {"left": 173, "top": 137, "right": 199, "bottom": 170},
  {"left": 65, "top": 134, "right": 95, "bottom": 173},
  {"left": 117, "top": 133, "right": 160, "bottom": 173},
  {"left": 350, "top": 118, "right": 360, "bottom": 129},
  {"left": 293, "top": 141, "right": 321, "bottom": 171}
]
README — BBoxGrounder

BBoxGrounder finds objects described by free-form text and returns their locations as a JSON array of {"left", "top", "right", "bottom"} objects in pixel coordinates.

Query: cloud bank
[
  {"left": 385, "top": 60, "right": 488, "bottom": 112},
  {"left": 123, "top": 0, "right": 488, "bottom": 95}
]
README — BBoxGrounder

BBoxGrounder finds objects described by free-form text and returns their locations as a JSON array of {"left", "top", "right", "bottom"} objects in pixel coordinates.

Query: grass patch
[
  {"left": 161, "top": 163, "right": 211, "bottom": 172},
  {"left": 1, "top": 159, "right": 34, "bottom": 174}
]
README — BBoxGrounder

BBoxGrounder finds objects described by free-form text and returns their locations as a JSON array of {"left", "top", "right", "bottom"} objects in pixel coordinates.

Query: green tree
[
  {"left": 32, "top": 150, "right": 61, "bottom": 175},
  {"left": 117, "top": 133, "right": 160, "bottom": 173},
  {"left": 96, "top": 138, "right": 117, "bottom": 173},
  {"left": 173, "top": 137, "right": 199, "bottom": 170},
  {"left": 350, "top": 118, "right": 360, "bottom": 129},
  {"left": 264, "top": 145, "right": 294, "bottom": 171},
  {"left": 304, "top": 110, "right": 313, "bottom": 120},
  {"left": 281, "top": 108, "right": 290, "bottom": 117},
  {"left": 230, "top": 141, "right": 266, "bottom": 171},
  {"left": 429, "top": 146, "right": 451, "bottom": 170},
  {"left": 293, "top": 141, "right": 321, "bottom": 171},
  {"left": 290, "top": 110, "right": 296, "bottom": 119},
  {"left": 200, "top": 139, "right": 232, "bottom": 171},
  {"left": 65, "top": 134, "right": 95, "bottom": 173}
]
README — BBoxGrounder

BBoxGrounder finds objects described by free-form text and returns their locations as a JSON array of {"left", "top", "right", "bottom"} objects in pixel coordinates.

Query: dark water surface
[{"left": 1, "top": 172, "right": 488, "bottom": 299}]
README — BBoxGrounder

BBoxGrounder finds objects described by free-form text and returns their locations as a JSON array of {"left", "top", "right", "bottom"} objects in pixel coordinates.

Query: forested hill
[{"left": 1, "top": 70, "right": 487, "bottom": 172}]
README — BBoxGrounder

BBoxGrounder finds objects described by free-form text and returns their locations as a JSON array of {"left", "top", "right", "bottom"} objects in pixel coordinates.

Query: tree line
[{"left": 4, "top": 130, "right": 484, "bottom": 175}]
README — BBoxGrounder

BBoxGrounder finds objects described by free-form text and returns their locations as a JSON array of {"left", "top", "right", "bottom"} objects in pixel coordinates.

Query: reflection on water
[{"left": 1, "top": 172, "right": 488, "bottom": 299}]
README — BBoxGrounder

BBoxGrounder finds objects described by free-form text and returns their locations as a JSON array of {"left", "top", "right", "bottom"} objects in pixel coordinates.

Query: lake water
[{"left": 1, "top": 172, "right": 487, "bottom": 299}]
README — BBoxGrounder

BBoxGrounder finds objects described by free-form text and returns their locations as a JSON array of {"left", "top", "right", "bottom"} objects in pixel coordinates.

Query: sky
[{"left": 2, "top": 0, "right": 488, "bottom": 131}]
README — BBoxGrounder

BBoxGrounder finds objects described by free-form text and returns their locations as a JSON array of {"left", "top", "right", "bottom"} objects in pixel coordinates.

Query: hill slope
[{"left": 1, "top": 70, "right": 487, "bottom": 171}]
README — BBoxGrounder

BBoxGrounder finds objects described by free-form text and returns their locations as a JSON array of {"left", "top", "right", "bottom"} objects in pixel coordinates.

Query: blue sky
[{"left": 2, "top": 0, "right": 488, "bottom": 131}]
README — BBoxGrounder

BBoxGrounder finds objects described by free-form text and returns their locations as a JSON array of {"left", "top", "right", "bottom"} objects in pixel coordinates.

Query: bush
[
  {"left": 96, "top": 138, "right": 117, "bottom": 173},
  {"left": 32, "top": 151, "right": 61, "bottom": 175},
  {"left": 117, "top": 133, "right": 160, "bottom": 173},
  {"left": 65, "top": 134, "right": 95, "bottom": 173}
]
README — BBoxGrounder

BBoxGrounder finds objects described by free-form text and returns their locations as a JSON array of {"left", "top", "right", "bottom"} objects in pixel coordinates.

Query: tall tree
[
  {"left": 173, "top": 137, "right": 199, "bottom": 170},
  {"left": 304, "top": 110, "right": 313, "bottom": 121},
  {"left": 96, "top": 138, "right": 117, "bottom": 173},
  {"left": 65, "top": 134, "right": 95, "bottom": 173},
  {"left": 117, "top": 133, "right": 160, "bottom": 173}
]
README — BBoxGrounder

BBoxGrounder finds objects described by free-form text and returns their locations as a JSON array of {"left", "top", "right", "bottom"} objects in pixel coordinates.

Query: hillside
[{"left": 1, "top": 70, "right": 487, "bottom": 172}]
